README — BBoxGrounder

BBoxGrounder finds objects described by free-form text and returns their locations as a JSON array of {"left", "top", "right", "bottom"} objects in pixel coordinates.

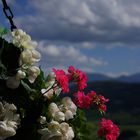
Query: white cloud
[
  {"left": 106, "top": 72, "right": 130, "bottom": 78},
  {"left": 37, "top": 41, "right": 107, "bottom": 73},
  {"left": 81, "top": 42, "right": 96, "bottom": 49}
]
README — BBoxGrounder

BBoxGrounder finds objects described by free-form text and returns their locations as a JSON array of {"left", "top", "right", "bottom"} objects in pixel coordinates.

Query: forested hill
[{"left": 86, "top": 81, "right": 140, "bottom": 113}]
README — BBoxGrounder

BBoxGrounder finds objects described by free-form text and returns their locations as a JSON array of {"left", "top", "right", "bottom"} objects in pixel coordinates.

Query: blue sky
[{"left": 0, "top": 0, "right": 140, "bottom": 77}]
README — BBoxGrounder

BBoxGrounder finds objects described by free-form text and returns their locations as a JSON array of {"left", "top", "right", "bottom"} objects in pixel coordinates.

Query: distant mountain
[
  {"left": 116, "top": 73, "right": 140, "bottom": 83},
  {"left": 87, "top": 73, "right": 113, "bottom": 82},
  {"left": 87, "top": 73, "right": 140, "bottom": 83}
]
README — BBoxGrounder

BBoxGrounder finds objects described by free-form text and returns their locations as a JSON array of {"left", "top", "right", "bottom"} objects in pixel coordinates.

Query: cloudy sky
[{"left": 0, "top": 0, "right": 140, "bottom": 77}]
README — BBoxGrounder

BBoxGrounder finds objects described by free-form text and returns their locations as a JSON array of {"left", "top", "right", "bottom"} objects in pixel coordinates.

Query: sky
[{"left": 0, "top": 0, "right": 140, "bottom": 77}]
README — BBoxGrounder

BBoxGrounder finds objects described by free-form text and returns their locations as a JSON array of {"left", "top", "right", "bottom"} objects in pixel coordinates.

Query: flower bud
[
  {"left": 16, "top": 70, "right": 26, "bottom": 80},
  {"left": 65, "top": 110, "right": 73, "bottom": 120},
  {"left": 38, "top": 116, "right": 46, "bottom": 124},
  {"left": 28, "top": 66, "right": 40, "bottom": 83}
]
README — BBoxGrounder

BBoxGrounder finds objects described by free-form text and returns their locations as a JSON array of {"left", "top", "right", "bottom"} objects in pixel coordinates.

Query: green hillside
[
  {"left": 87, "top": 81, "right": 140, "bottom": 114},
  {"left": 84, "top": 81, "right": 140, "bottom": 140}
]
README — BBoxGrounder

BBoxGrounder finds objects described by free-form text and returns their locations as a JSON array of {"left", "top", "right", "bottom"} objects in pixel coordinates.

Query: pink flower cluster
[
  {"left": 74, "top": 91, "right": 96, "bottom": 109},
  {"left": 53, "top": 66, "right": 108, "bottom": 112},
  {"left": 53, "top": 68, "right": 69, "bottom": 93},
  {"left": 68, "top": 66, "right": 87, "bottom": 90},
  {"left": 98, "top": 118, "right": 120, "bottom": 140},
  {"left": 93, "top": 94, "right": 109, "bottom": 113},
  {"left": 74, "top": 91, "right": 108, "bottom": 112},
  {"left": 53, "top": 66, "right": 87, "bottom": 93}
]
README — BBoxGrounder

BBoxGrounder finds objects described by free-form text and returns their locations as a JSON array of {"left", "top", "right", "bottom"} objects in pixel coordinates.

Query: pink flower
[
  {"left": 74, "top": 91, "right": 93, "bottom": 109},
  {"left": 99, "top": 104, "right": 107, "bottom": 112},
  {"left": 106, "top": 134, "right": 116, "bottom": 140},
  {"left": 92, "top": 94, "right": 109, "bottom": 113},
  {"left": 68, "top": 66, "right": 87, "bottom": 90},
  {"left": 53, "top": 68, "right": 69, "bottom": 93},
  {"left": 98, "top": 95, "right": 109, "bottom": 104},
  {"left": 98, "top": 95, "right": 109, "bottom": 113},
  {"left": 87, "top": 91, "right": 97, "bottom": 98},
  {"left": 98, "top": 118, "right": 120, "bottom": 140}
]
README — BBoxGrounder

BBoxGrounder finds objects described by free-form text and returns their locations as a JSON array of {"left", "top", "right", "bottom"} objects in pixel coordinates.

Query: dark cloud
[{"left": 14, "top": 0, "right": 140, "bottom": 45}]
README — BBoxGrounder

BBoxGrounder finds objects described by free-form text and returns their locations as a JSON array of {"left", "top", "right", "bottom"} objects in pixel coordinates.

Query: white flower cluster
[
  {"left": 38, "top": 120, "right": 74, "bottom": 140},
  {"left": 38, "top": 97, "right": 76, "bottom": 140},
  {"left": 0, "top": 101, "right": 20, "bottom": 140},
  {"left": 49, "top": 97, "right": 77, "bottom": 122},
  {"left": 6, "top": 29, "right": 41, "bottom": 89}
]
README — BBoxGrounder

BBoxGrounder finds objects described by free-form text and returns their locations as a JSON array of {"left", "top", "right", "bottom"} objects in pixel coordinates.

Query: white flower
[
  {"left": 60, "top": 123, "right": 74, "bottom": 140},
  {"left": 48, "top": 98, "right": 77, "bottom": 122},
  {"left": 65, "top": 110, "right": 74, "bottom": 121},
  {"left": 4, "top": 103, "right": 17, "bottom": 112},
  {"left": 54, "top": 87, "right": 62, "bottom": 96},
  {"left": 0, "top": 101, "right": 20, "bottom": 140},
  {"left": 16, "top": 70, "right": 26, "bottom": 80},
  {"left": 38, "top": 121, "right": 75, "bottom": 140},
  {"left": 20, "top": 49, "right": 33, "bottom": 65},
  {"left": 45, "top": 73, "right": 56, "bottom": 90},
  {"left": 42, "top": 89, "right": 54, "bottom": 99},
  {"left": 38, "top": 116, "right": 46, "bottom": 125},
  {"left": 48, "top": 103, "right": 59, "bottom": 117},
  {"left": 46, "top": 72, "right": 55, "bottom": 81},
  {"left": 28, "top": 66, "right": 40, "bottom": 83},
  {"left": 62, "top": 97, "right": 77, "bottom": 116},
  {"left": 0, "top": 121, "right": 16, "bottom": 138},
  {"left": 68, "top": 102, "right": 77, "bottom": 116},
  {"left": 62, "top": 97, "right": 72, "bottom": 107},
  {"left": 60, "top": 122, "right": 69, "bottom": 133},
  {"left": 6, "top": 76, "right": 20, "bottom": 89},
  {"left": 10, "top": 29, "right": 41, "bottom": 86},
  {"left": 54, "top": 111, "right": 65, "bottom": 122},
  {"left": 48, "top": 121, "right": 60, "bottom": 132},
  {"left": 12, "top": 29, "right": 31, "bottom": 48},
  {"left": 66, "top": 127, "right": 75, "bottom": 140},
  {"left": 39, "top": 121, "right": 62, "bottom": 140},
  {"left": 31, "top": 49, "right": 41, "bottom": 62},
  {"left": 20, "top": 49, "right": 41, "bottom": 65},
  {"left": 12, "top": 29, "right": 39, "bottom": 50},
  {"left": 22, "top": 40, "right": 37, "bottom": 49},
  {"left": 47, "top": 80, "right": 55, "bottom": 87}
]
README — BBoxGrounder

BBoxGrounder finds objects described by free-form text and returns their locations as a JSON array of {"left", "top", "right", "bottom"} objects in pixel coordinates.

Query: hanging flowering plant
[{"left": 0, "top": 28, "right": 119, "bottom": 140}]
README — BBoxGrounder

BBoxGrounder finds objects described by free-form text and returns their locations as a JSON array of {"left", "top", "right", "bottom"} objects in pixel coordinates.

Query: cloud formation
[
  {"left": 37, "top": 41, "right": 107, "bottom": 73},
  {"left": 15, "top": 0, "right": 140, "bottom": 44},
  {"left": 1, "top": 0, "right": 139, "bottom": 75}
]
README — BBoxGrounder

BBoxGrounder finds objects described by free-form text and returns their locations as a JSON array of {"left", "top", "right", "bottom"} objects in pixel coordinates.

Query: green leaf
[
  {"left": 32, "top": 68, "right": 46, "bottom": 90},
  {"left": 0, "top": 27, "right": 9, "bottom": 37},
  {"left": 20, "top": 108, "right": 26, "bottom": 118},
  {"left": 21, "top": 80, "right": 36, "bottom": 94}
]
